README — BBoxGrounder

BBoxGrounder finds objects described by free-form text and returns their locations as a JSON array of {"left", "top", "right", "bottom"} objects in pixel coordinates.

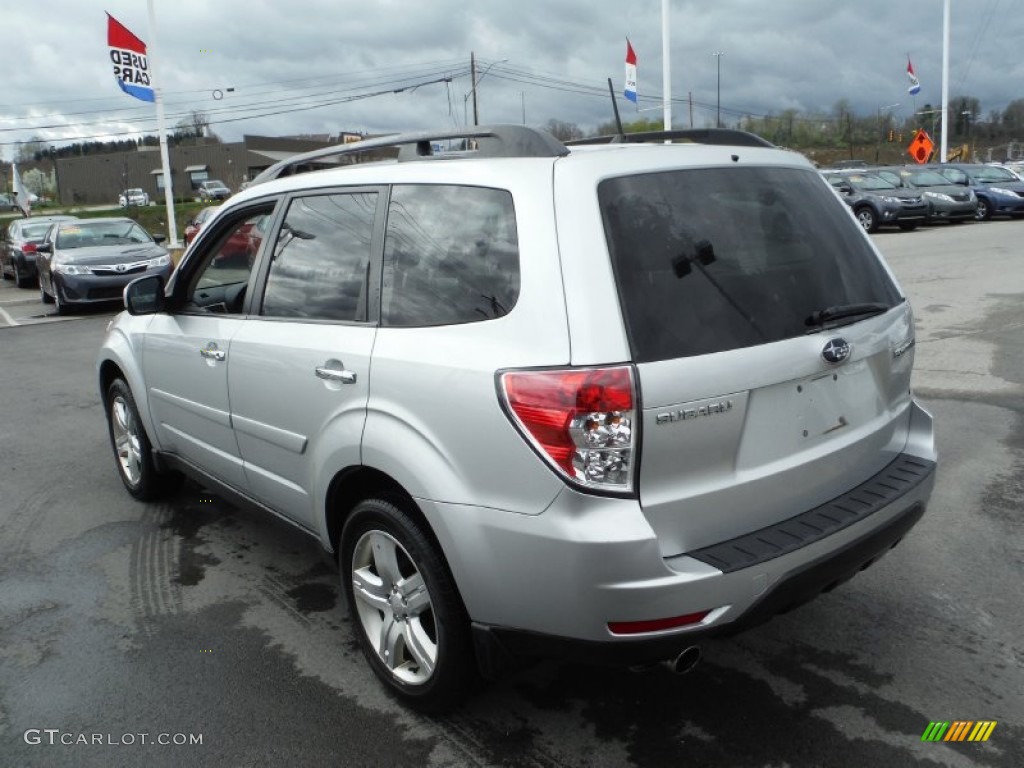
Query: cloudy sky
[{"left": 2, "top": 0, "right": 1021, "bottom": 156}]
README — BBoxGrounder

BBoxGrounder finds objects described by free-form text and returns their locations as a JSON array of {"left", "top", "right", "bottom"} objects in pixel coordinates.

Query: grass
[{"left": 64, "top": 202, "right": 209, "bottom": 243}]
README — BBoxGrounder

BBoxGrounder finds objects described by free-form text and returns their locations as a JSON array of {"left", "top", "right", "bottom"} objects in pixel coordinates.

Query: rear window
[{"left": 599, "top": 166, "right": 903, "bottom": 362}]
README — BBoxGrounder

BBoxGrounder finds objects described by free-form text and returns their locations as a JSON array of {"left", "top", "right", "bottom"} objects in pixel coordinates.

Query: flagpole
[
  {"left": 940, "top": 0, "right": 950, "bottom": 163},
  {"left": 662, "top": 0, "right": 671, "bottom": 132},
  {"left": 147, "top": 0, "right": 179, "bottom": 247}
]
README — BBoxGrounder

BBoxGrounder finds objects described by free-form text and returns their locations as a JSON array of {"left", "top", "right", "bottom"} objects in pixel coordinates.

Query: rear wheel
[
  {"left": 105, "top": 378, "right": 180, "bottom": 500},
  {"left": 13, "top": 260, "right": 32, "bottom": 288},
  {"left": 855, "top": 207, "right": 878, "bottom": 233},
  {"left": 340, "top": 498, "right": 476, "bottom": 712},
  {"left": 39, "top": 281, "right": 53, "bottom": 304}
]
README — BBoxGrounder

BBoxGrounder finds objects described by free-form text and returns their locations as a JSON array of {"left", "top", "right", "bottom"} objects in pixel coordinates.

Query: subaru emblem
[{"left": 821, "top": 337, "right": 851, "bottom": 365}]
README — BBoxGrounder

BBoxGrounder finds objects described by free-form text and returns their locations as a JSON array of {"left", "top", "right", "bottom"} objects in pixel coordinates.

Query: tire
[
  {"left": 855, "top": 207, "right": 878, "bottom": 233},
  {"left": 52, "top": 283, "right": 67, "bottom": 315},
  {"left": 13, "top": 260, "right": 32, "bottom": 288},
  {"left": 898, "top": 221, "right": 919, "bottom": 231},
  {"left": 105, "top": 378, "right": 180, "bottom": 500},
  {"left": 340, "top": 498, "right": 476, "bottom": 712},
  {"left": 975, "top": 198, "right": 991, "bottom": 221},
  {"left": 39, "top": 281, "right": 54, "bottom": 304}
]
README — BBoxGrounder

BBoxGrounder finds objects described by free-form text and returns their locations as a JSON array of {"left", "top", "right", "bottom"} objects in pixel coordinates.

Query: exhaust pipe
[{"left": 661, "top": 646, "right": 702, "bottom": 675}]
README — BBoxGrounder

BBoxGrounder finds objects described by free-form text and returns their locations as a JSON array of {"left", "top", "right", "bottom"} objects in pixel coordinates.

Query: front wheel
[
  {"left": 340, "top": 498, "right": 476, "bottom": 712},
  {"left": 975, "top": 198, "right": 991, "bottom": 221},
  {"left": 855, "top": 207, "right": 878, "bottom": 233},
  {"left": 105, "top": 378, "right": 180, "bottom": 500}
]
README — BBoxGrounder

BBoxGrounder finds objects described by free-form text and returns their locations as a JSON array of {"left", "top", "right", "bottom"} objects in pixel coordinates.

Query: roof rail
[
  {"left": 566, "top": 128, "right": 774, "bottom": 148},
  {"left": 249, "top": 125, "right": 569, "bottom": 186}
]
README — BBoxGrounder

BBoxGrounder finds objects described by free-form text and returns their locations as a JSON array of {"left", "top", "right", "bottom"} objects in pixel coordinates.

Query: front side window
[
  {"left": 184, "top": 209, "right": 272, "bottom": 313},
  {"left": 381, "top": 185, "right": 519, "bottom": 327},
  {"left": 600, "top": 166, "right": 903, "bottom": 362},
  {"left": 260, "top": 192, "right": 377, "bottom": 322}
]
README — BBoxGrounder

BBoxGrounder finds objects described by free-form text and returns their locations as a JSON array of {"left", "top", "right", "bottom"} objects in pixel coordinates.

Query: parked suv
[
  {"left": 97, "top": 126, "right": 937, "bottom": 711},
  {"left": 822, "top": 170, "right": 929, "bottom": 232},
  {"left": 197, "top": 179, "right": 231, "bottom": 201}
]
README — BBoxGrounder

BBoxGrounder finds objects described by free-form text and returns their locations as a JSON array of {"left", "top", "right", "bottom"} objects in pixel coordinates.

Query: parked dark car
[
  {"left": 35, "top": 218, "right": 173, "bottom": 315},
  {"left": 183, "top": 205, "right": 220, "bottom": 246},
  {"left": 928, "top": 163, "right": 1024, "bottom": 221},
  {"left": 1, "top": 215, "right": 79, "bottom": 287},
  {"left": 873, "top": 166, "right": 977, "bottom": 224},
  {"left": 822, "top": 171, "right": 929, "bottom": 233}
]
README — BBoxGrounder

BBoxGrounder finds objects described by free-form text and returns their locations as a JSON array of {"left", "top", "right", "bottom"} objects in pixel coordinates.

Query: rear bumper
[
  {"left": 437, "top": 401, "right": 936, "bottom": 673},
  {"left": 473, "top": 497, "right": 926, "bottom": 673}
]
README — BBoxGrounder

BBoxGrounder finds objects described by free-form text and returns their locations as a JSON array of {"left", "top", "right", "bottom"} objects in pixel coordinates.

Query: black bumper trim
[{"left": 687, "top": 453, "right": 935, "bottom": 573}]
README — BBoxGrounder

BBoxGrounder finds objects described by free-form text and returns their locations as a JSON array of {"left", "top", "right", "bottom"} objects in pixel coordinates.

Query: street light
[
  {"left": 712, "top": 52, "right": 725, "bottom": 128},
  {"left": 466, "top": 57, "right": 509, "bottom": 126}
]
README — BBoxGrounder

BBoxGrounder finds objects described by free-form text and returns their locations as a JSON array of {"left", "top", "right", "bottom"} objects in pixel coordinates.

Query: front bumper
[
  {"left": 55, "top": 263, "right": 173, "bottom": 304},
  {"left": 425, "top": 401, "right": 937, "bottom": 672}
]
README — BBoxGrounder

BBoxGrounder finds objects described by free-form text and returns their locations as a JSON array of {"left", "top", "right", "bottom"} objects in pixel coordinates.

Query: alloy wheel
[
  {"left": 110, "top": 395, "right": 143, "bottom": 486},
  {"left": 350, "top": 530, "right": 438, "bottom": 686}
]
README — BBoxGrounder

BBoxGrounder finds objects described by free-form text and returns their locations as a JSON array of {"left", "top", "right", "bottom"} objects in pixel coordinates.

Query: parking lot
[{"left": 1, "top": 219, "right": 1022, "bottom": 766}]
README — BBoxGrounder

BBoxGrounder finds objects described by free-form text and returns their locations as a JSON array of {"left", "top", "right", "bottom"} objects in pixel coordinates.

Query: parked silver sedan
[{"left": 35, "top": 218, "right": 173, "bottom": 314}]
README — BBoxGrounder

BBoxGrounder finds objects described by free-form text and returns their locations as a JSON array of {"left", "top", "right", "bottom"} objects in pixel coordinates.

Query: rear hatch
[{"left": 598, "top": 165, "right": 916, "bottom": 557}]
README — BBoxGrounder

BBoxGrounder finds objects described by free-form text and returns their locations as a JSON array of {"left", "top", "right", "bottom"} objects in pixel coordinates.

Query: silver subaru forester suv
[{"left": 97, "top": 126, "right": 937, "bottom": 711}]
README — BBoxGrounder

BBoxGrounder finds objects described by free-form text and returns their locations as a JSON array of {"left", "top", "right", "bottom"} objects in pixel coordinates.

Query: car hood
[{"left": 55, "top": 243, "right": 167, "bottom": 265}]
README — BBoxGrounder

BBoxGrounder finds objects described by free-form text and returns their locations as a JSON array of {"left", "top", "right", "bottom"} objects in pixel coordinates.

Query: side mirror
[
  {"left": 36, "top": 242, "right": 53, "bottom": 254},
  {"left": 152, "top": 233, "right": 166, "bottom": 244},
  {"left": 124, "top": 274, "right": 165, "bottom": 315}
]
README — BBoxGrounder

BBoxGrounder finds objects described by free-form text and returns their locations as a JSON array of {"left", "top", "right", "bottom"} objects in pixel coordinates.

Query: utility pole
[
  {"left": 470, "top": 52, "right": 479, "bottom": 126},
  {"left": 712, "top": 52, "right": 725, "bottom": 128}
]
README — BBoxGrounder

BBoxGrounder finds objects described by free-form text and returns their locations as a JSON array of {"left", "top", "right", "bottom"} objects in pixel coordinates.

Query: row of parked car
[
  {"left": 117, "top": 179, "right": 233, "bottom": 208},
  {"left": 1, "top": 214, "right": 172, "bottom": 312},
  {"left": 821, "top": 162, "right": 1024, "bottom": 233}
]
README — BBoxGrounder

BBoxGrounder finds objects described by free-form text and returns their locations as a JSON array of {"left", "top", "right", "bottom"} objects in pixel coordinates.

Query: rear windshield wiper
[{"left": 805, "top": 302, "right": 889, "bottom": 328}]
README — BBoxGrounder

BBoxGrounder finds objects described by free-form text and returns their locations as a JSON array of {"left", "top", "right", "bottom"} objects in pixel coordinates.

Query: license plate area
[{"left": 795, "top": 360, "right": 878, "bottom": 442}]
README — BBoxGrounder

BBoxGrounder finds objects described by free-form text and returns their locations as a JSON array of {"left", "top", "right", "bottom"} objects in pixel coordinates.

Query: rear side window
[
  {"left": 381, "top": 185, "right": 519, "bottom": 326},
  {"left": 599, "top": 166, "right": 903, "bottom": 362},
  {"left": 261, "top": 192, "right": 378, "bottom": 322}
]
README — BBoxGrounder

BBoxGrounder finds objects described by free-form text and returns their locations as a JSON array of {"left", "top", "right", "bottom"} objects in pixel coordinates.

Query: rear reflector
[
  {"left": 22, "top": 243, "right": 37, "bottom": 253},
  {"left": 499, "top": 365, "right": 636, "bottom": 493},
  {"left": 608, "top": 611, "right": 711, "bottom": 635}
]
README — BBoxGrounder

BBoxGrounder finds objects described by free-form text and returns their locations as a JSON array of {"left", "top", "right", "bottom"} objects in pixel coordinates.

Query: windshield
[
  {"left": 599, "top": 166, "right": 903, "bottom": 362},
  {"left": 846, "top": 173, "right": 898, "bottom": 191},
  {"left": 205, "top": 180, "right": 228, "bottom": 189},
  {"left": 56, "top": 221, "right": 153, "bottom": 249},
  {"left": 905, "top": 170, "right": 949, "bottom": 186},
  {"left": 972, "top": 166, "right": 1017, "bottom": 183}
]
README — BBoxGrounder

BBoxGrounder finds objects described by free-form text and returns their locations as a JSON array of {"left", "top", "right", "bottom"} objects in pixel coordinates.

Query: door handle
[
  {"left": 315, "top": 365, "right": 357, "bottom": 384},
  {"left": 200, "top": 345, "right": 226, "bottom": 362}
]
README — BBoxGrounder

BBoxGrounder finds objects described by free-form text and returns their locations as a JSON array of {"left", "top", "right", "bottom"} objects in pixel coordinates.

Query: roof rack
[
  {"left": 249, "top": 125, "right": 569, "bottom": 186},
  {"left": 566, "top": 128, "right": 774, "bottom": 148}
]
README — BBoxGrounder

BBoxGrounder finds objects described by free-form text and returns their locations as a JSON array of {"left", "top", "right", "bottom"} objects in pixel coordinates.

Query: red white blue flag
[
  {"left": 624, "top": 39, "right": 638, "bottom": 103},
  {"left": 107, "top": 13, "right": 154, "bottom": 102},
  {"left": 906, "top": 57, "right": 921, "bottom": 96}
]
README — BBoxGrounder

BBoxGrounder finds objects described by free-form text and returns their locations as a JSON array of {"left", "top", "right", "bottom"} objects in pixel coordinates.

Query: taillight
[
  {"left": 22, "top": 243, "right": 37, "bottom": 253},
  {"left": 499, "top": 365, "right": 637, "bottom": 493}
]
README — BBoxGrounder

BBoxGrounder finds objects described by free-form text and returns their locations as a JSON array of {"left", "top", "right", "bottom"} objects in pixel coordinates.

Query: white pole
[
  {"left": 662, "top": 0, "right": 672, "bottom": 132},
  {"left": 147, "top": 0, "right": 179, "bottom": 247},
  {"left": 940, "top": 0, "right": 950, "bottom": 163}
]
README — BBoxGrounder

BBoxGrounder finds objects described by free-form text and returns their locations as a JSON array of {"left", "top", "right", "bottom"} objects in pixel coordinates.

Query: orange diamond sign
[{"left": 908, "top": 129, "right": 934, "bottom": 164}]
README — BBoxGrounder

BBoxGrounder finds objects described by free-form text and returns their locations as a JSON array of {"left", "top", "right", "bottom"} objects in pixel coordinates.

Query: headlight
[
  {"left": 989, "top": 187, "right": 1018, "bottom": 197},
  {"left": 881, "top": 196, "right": 902, "bottom": 204},
  {"left": 52, "top": 262, "right": 90, "bottom": 275},
  {"left": 924, "top": 192, "right": 953, "bottom": 202},
  {"left": 149, "top": 254, "right": 171, "bottom": 268}
]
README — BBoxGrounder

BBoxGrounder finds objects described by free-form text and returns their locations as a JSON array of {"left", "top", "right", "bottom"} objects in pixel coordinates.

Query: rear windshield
[{"left": 599, "top": 166, "right": 903, "bottom": 362}]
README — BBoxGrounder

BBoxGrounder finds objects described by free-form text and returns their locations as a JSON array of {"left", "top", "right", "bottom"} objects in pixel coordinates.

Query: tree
[
  {"left": 544, "top": 119, "right": 583, "bottom": 142},
  {"left": 1003, "top": 99, "right": 1024, "bottom": 138},
  {"left": 15, "top": 137, "right": 48, "bottom": 163}
]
